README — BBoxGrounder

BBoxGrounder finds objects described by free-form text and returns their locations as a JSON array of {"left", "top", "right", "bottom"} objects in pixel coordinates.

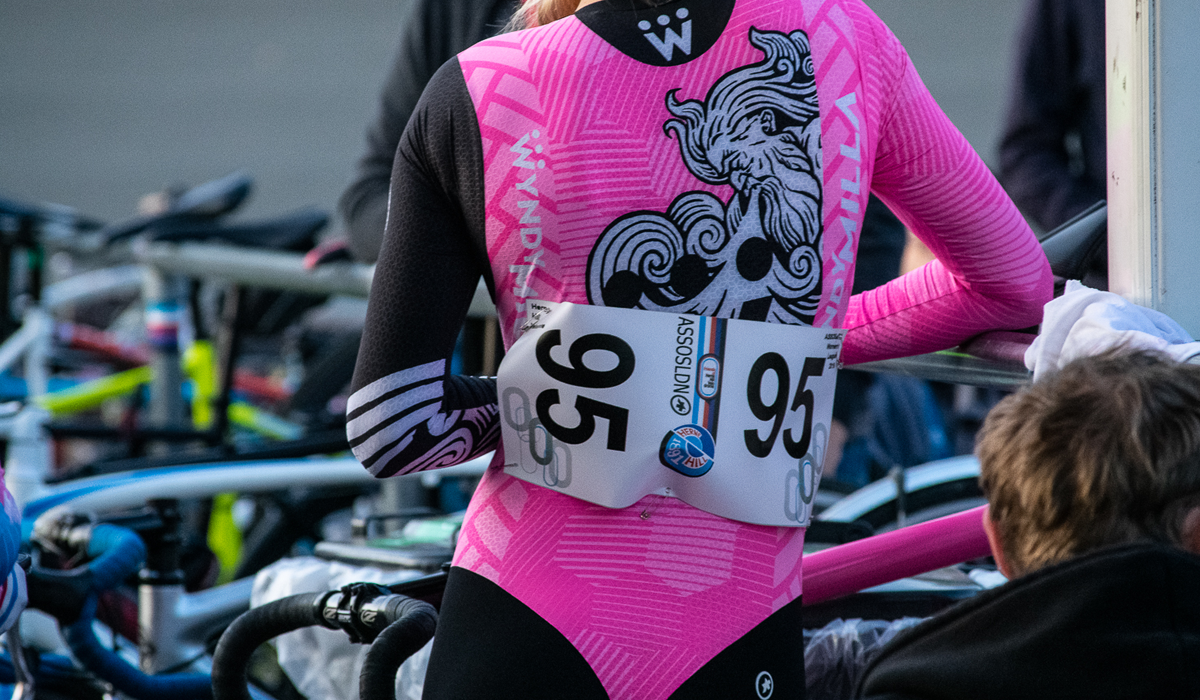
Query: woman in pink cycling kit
[{"left": 348, "top": 0, "right": 1052, "bottom": 697}]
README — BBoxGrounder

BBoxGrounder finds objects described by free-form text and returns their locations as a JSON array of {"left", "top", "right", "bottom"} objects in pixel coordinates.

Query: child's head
[{"left": 978, "top": 348, "right": 1200, "bottom": 577}]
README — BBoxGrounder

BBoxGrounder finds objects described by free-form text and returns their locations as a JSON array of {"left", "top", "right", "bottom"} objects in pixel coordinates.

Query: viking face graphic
[{"left": 587, "top": 28, "right": 823, "bottom": 325}]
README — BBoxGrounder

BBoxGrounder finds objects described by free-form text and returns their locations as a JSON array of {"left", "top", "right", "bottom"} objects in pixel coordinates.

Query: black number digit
[
  {"left": 784, "top": 357, "right": 825, "bottom": 459},
  {"left": 744, "top": 352, "right": 790, "bottom": 458},
  {"left": 535, "top": 390, "right": 629, "bottom": 451},
  {"left": 577, "top": 397, "right": 628, "bottom": 451},
  {"left": 536, "top": 331, "right": 636, "bottom": 389}
]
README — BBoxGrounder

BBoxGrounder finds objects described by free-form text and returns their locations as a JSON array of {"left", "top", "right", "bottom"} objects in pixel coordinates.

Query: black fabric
[
  {"left": 997, "top": 0, "right": 1105, "bottom": 232},
  {"left": 851, "top": 196, "right": 905, "bottom": 297},
  {"left": 350, "top": 60, "right": 494, "bottom": 390},
  {"left": 858, "top": 542, "right": 1200, "bottom": 700},
  {"left": 422, "top": 567, "right": 610, "bottom": 700},
  {"left": 444, "top": 373, "right": 499, "bottom": 411},
  {"left": 832, "top": 194, "right": 904, "bottom": 426},
  {"left": 669, "top": 594, "right": 806, "bottom": 700},
  {"left": 575, "top": 0, "right": 736, "bottom": 66},
  {"left": 339, "top": 0, "right": 517, "bottom": 263}
]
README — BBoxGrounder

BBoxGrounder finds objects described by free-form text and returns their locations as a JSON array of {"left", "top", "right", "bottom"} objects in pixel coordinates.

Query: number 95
[{"left": 744, "top": 354, "right": 825, "bottom": 460}]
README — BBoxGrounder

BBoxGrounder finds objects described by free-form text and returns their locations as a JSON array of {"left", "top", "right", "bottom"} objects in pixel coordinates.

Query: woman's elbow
[{"left": 993, "top": 255, "right": 1054, "bottom": 329}]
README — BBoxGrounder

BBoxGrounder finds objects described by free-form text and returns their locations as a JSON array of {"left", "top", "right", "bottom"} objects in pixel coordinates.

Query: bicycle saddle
[
  {"left": 0, "top": 196, "right": 105, "bottom": 232},
  {"left": 146, "top": 208, "right": 329, "bottom": 251},
  {"left": 99, "top": 171, "right": 254, "bottom": 244}
]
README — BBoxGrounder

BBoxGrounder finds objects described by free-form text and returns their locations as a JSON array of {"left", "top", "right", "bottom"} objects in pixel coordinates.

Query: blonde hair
[
  {"left": 978, "top": 348, "right": 1200, "bottom": 576},
  {"left": 507, "top": 1, "right": 672, "bottom": 30},
  {"left": 508, "top": 0, "right": 582, "bottom": 30}
]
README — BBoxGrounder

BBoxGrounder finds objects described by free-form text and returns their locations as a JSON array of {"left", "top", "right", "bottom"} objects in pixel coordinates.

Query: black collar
[{"left": 574, "top": 0, "right": 736, "bottom": 67}]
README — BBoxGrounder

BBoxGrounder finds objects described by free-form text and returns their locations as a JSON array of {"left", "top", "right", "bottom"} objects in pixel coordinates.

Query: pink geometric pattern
[
  {"left": 456, "top": 464, "right": 807, "bottom": 699},
  {"left": 453, "top": 1, "right": 1051, "bottom": 697}
]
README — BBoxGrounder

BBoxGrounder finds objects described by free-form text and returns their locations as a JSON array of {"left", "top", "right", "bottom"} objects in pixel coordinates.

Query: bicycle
[{"left": 1, "top": 170, "right": 399, "bottom": 502}]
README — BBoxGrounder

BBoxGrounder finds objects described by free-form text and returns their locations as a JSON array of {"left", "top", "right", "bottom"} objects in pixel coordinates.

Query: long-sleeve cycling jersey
[{"left": 349, "top": 0, "right": 1052, "bottom": 697}]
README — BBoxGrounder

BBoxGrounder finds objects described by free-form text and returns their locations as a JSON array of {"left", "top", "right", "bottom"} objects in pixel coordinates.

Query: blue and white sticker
[{"left": 660, "top": 424, "right": 716, "bottom": 477}]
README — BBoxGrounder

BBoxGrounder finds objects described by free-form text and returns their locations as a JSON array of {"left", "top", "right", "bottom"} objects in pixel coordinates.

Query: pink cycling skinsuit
[{"left": 347, "top": 0, "right": 1053, "bottom": 698}]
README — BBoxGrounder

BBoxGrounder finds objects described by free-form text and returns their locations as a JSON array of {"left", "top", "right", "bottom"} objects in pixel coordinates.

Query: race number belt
[{"left": 497, "top": 302, "right": 843, "bottom": 527}]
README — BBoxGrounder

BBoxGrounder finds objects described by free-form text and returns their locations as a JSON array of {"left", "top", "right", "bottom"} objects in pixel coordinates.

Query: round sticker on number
[{"left": 660, "top": 425, "right": 716, "bottom": 477}]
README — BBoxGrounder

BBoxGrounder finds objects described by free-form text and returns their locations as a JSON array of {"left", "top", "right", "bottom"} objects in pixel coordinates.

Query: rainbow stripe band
[{"left": 691, "top": 315, "right": 727, "bottom": 436}]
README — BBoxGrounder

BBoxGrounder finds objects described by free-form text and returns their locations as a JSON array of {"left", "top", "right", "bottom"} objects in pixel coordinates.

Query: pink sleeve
[{"left": 841, "top": 35, "right": 1053, "bottom": 365}]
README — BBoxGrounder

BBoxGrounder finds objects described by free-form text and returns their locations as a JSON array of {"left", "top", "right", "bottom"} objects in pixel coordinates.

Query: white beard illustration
[{"left": 588, "top": 28, "right": 824, "bottom": 325}]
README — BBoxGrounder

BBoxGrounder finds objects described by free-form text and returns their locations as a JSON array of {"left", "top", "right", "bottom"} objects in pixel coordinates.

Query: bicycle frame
[
  {"left": 0, "top": 266, "right": 146, "bottom": 503},
  {"left": 817, "top": 454, "right": 983, "bottom": 527},
  {"left": 22, "top": 454, "right": 490, "bottom": 524},
  {"left": 0, "top": 262, "right": 166, "bottom": 505},
  {"left": 803, "top": 505, "right": 991, "bottom": 605},
  {"left": 21, "top": 453, "right": 491, "bottom": 675}
]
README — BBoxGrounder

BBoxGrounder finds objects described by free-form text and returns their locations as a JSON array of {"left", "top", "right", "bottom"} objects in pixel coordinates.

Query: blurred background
[{"left": 1, "top": 0, "right": 1025, "bottom": 225}]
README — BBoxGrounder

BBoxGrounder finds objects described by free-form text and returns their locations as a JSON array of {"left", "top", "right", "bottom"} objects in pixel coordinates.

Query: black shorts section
[
  {"left": 668, "top": 595, "right": 806, "bottom": 700},
  {"left": 422, "top": 567, "right": 609, "bottom": 700}
]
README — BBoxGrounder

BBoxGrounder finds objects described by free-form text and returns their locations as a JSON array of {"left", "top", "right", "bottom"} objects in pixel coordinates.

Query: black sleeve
[
  {"left": 347, "top": 60, "right": 498, "bottom": 478},
  {"left": 997, "top": 0, "right": 1105, "bottom": 231},
  {"left": 338, "top": 0, "right": 517, "bottom": 264}
]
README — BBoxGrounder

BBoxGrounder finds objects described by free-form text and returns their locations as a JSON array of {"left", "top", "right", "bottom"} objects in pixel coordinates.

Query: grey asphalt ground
[{"left": 0, "top": 1, "right": 1026, "bottom": 227}]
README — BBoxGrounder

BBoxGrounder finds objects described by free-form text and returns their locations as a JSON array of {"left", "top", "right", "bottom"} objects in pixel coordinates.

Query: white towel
[{"left": 1025, "top": 280, "right": 1200, "bottom": 381}]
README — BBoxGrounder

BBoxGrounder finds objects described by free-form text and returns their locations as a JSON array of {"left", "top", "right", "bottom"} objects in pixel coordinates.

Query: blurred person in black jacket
[
  {"left": 339, "top": 0, "right": 516, "bottom": 264},
  {"left": 997, "top": 0, "right": 1105, "bottom": 233}
]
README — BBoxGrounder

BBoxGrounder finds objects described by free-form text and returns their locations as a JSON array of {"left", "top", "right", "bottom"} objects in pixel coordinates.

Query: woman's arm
[
  {"left": 348, "top": 60, "right": 500, "bottom": 478},
  {"left": 843, "top": 35, "right": 1053, "bottom": 365}
]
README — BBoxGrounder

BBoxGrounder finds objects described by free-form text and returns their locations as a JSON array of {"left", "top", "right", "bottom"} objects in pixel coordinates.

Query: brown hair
[{"left": 978, "top": 348, "right": 1200, "bottom": 576}]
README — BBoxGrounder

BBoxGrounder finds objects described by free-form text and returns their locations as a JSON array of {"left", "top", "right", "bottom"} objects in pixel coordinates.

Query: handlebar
[
  {"left": 28, "top": 509, "right": 214, "bottom": 700},
  {"left": 212, "top": 583, "right": 437, "bottom": 700},
  {"left": 63, "top": 596, "right": 213, "bottom": 700},
  {"left": 210, "top": 591, "right": 325, "bottom": 700},
  {"left": 29, "top": 512, "right": 146, "bottom": 622},
  {"left": 359, "top": 596, "right": 438, "bottom": 700}
]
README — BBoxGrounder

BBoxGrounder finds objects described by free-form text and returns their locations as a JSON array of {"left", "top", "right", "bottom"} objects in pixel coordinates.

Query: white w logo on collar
[{"left": 639, "top": 8, "right": 693, "bottom": 60}]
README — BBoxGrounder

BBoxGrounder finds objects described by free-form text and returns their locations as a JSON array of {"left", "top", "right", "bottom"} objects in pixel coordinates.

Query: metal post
[
  {"left": 143, "top": 267, "right": 188, "bottom": 431},
  {"left": 5, "top": 406, "right": 52, "bottom": 507},
  {"left": 138, "top": 499, "right": 188, "bottom": 673},
  {"left": 1106, "top": 0, "right": 1200, "bottom": 335}
]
